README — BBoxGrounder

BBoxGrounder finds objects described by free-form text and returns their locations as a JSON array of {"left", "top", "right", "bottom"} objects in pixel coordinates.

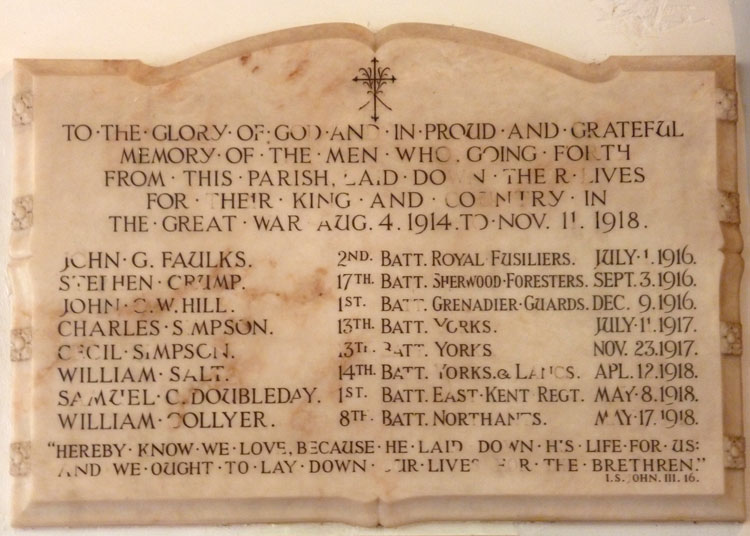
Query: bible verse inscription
[{"left": 9, "top": 24, "right": 744, "bottom": 526}]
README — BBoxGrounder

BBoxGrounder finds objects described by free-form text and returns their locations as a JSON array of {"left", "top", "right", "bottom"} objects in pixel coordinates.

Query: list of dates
[{"left": 39, "top": 113, "right": 722, "bottom": 499}]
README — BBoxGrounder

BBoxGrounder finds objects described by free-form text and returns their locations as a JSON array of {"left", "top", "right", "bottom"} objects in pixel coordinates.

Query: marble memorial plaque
[{"left": 8, "top": 24, "right": 745, "bottom": 526}]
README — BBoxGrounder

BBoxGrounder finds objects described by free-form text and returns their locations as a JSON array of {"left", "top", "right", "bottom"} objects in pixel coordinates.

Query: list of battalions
[{"left": 45, "top": 114, "right": 712, "bottom": 495}]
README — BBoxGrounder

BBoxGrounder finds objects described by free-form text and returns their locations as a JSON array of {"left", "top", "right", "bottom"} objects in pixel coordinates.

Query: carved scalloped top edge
[{"left": 13, "top": 23, "right": 736, "bottom": 89}]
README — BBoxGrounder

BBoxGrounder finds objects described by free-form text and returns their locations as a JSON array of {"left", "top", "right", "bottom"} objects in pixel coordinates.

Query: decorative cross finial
[{"left": 353, "top": 57, "right": 397, "bottom": 122}]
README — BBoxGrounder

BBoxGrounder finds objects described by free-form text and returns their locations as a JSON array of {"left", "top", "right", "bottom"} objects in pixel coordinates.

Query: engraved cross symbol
[{"left": 353, "top": 57, "right": 396, "bottom": 122}]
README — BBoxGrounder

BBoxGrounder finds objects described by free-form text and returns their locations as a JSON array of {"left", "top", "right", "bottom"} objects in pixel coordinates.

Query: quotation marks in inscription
[{"left": 353, "top": 57, "right": 396, "bottom": 122}]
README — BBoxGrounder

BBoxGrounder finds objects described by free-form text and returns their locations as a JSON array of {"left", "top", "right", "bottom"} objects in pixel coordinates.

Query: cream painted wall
[{"left": 0, "top": 1, "right": 747, "bottom": 535}]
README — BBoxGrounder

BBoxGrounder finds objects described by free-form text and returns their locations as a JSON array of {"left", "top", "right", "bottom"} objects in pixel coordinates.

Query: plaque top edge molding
[{"left": 13, "top": 23, "right": 736, "bottom": 89}]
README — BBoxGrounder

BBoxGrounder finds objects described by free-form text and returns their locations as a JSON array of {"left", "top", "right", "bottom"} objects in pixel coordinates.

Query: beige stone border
[{"left": 10, "top": 23, "right": 745, "bottom": 526}]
